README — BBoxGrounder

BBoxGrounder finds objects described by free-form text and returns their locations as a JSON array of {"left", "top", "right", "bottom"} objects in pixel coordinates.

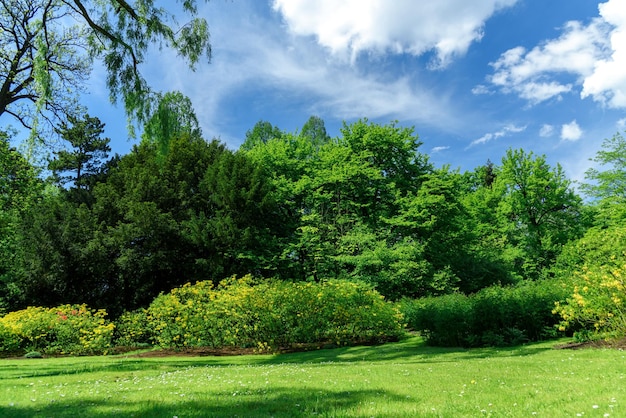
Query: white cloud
[
  {"left": 581, "top": 0, "right": 626, "bottom": 108},
  {"left": 149, "top": 0, "right": 465, "bottom": 145},
  {"left": 618, "top": 117, "right": 626, "bottom": 130},
  {"left": 471, "top": 84, "right": 492, "bottom": 95},
  {"left": 487, "top": 0, "right": 626, "bottom": 108},
  {"left": 561, "top": 120, "right": 583, "bottom": 141},
  {"left": 540, "top": 124, "right": 555, "bottom": 137},
  {"left": 468, "top": 124, "right": 526, "bottom": 147},
  {"left": 272, "top": 0, "right": 519, "bottom": 66},
  {"left": 431, "top": 146, "right": 450, "bottom": 153}
]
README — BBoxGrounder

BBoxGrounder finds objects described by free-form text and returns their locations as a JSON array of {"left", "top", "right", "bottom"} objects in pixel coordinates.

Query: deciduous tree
[{"left": 0, "top": 0, "right": 211, "bottom": 136}]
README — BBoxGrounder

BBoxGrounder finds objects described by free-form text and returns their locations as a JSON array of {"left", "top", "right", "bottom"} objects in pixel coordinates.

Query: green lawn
[{"left": 0, "top": 337, "right": 623, "bottom": 417}]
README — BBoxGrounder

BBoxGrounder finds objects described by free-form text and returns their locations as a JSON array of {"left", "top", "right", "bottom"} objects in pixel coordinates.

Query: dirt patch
[
  {"left": 121, "top": 340, "right": 388, "bottom": 358},
  {"left": 555, "top": 337, "right": 626, "bottom": 350}
]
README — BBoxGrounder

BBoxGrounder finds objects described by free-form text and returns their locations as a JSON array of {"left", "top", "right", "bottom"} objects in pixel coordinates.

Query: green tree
[
  {"left": 580, "top": 132, "right": 626, "bottom": 225},
  {"left": 495, "top": 149, "right": 585, "bottom": 280},
  {"left": 0, "top": 131, "right": 42, "bottom": 311},
  {"left": 48, "top": 114, "right": 111, "bottom": 191},
  {"left": 0, "top": 0, "right": 211, "bottom": 135},
  {"left": 240, "top": 120, "right": 284, "bottom": 152},
  {"left": 142, "top": 91, "right": 202, "bottom": 160},
  {"left": 12, "top": 192, "right": 112, "bottom": 311},
  {"left": 301, "top": 115, "right": 330, "bottom": 148}
]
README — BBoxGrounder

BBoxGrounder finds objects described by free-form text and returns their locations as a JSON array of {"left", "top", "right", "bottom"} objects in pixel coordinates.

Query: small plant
[{"left": 24, "top": 351, "right": 42, "bottom": 358}]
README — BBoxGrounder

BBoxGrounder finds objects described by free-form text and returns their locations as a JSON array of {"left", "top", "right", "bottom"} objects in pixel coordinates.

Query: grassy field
[{"left": 0, "top": 337, "right": 624, "bottom": 417}]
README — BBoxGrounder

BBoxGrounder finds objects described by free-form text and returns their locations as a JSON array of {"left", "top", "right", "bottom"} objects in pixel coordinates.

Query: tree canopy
[{"left": 0, "top": 0, "right": 211, "bottom": 137}]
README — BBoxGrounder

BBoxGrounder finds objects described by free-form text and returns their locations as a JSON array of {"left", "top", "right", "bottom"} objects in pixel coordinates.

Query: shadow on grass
[
  {"left": 0, "top": 387, "right": 413, "bottom": 418},
  {"left": 268, "top": 337, "right": 553, "bottom": 366},
  {"left": 0, "top": 337, "right": 556, "bottom": 380}
]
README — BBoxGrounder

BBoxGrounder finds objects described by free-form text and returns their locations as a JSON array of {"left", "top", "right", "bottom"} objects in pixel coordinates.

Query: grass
[{"left": 0, "top": 336, "right": 624, "bottom": 417}]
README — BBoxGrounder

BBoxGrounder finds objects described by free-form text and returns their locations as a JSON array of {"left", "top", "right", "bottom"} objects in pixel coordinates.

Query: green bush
[
  {"left": 552, "top": 225, "right": 626, "bottom": 340},
  {"left": 401, "top": 280, "right": 568, "bottom": 347},
  {"left": 0, "top": 304, "right": 114, "bottom": 355},
  {"left": 114, "top": 308, "right": 152, "bottom": 347},
  {"left": 147, "top": 275, "right": 406, "bottom": 350}
]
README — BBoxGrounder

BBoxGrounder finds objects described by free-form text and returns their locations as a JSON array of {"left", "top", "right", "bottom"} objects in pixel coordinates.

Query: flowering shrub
[
  {"left": 147, "top": 275, "right": 405, "bottom": 350},
  {"left": 553, "top": 264, "right": 626, "bottom": 339},
  {"left": 114, "top": 308, "right": 152, "bottom": 347},
  {"left": 552, "top": 225, "right": 626, "bottom": 340},
  {"left": 0, "top": 304, "right": 114, "bottom": 355}
]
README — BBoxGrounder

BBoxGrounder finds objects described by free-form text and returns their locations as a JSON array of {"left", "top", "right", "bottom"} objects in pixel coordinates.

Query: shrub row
[
  {"left": 122, "top": 276, "right": 406, "bottom": 351},
  {"left": 400, "top": 279, "right": 569, "bottom": 347},
  {"left": 0, "top": 277, "right": 405, "bottom": 356},
  {"left": 0, "top": 304, "right": 114, "bottom": 355}
]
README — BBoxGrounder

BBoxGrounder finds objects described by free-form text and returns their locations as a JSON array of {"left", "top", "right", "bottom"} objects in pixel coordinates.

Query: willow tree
[{"left": 0, "top": 0, "right": 211, "bottom": 137}]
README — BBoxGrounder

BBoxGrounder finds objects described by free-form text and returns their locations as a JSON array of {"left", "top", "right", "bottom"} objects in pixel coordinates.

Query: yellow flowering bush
[
  {"left": 114, "top": 308, "right": 152, "bottom": 347},
  {"left": 0, "top": 304, "right": 114, "bottom": 355},
  {"left": 554, "top": 264, "right": 626, "bottom": 339},
  {"left": 148, "top": 275, "right": 405, "bottom": 350},
  {"left": 552, "top": 225, "right": 626, "bottom": 340}
]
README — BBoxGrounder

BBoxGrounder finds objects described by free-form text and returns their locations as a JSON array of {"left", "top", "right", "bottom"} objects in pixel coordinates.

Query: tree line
[{"left": 3, "top": 94, "right": 624, "bottom": 317}]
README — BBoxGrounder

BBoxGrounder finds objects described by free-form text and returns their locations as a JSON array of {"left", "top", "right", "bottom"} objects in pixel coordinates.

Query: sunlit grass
[{"left": 0, "top": 337, "right": 624, "bottom": 417}]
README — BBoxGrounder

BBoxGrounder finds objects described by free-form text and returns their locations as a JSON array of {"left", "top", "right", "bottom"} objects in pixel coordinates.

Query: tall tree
[
  {"left": 496, "top": 149, "right": 585, "bottom": 279},
  {"left": 0, "top": 0, "right": 211, "bottom": 136},
  {"left": 141, "top": 91, "right": 202, "bottom": 160},
  {"left": 301, "top": 115, "right": 330, "bottom": 148},
  {"left": 240, "top": 120, "right": 283, "bottom": 151},
  {"left": 48, "top": 114, "right": 111, "bottom": 190},
  {"left": 580, "top": 131, "right": 626, "bottom": 225},
  {"left": 0, "top": 131, "right": 42, "bottom": 311}
]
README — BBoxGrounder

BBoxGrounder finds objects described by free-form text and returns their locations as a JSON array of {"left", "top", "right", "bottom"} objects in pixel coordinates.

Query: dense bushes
[
  {"left": 0, "top": 277, "right": 404, "bottom": 356},
  {"left": 0, "top": 304, "right": 114, "bottom": 355},
  {"left": 401, "top": 280, "right": 569, "bottom": 347},
  {"left": 551, "top": 225, "right": 626, "bottom": 340},
  {"left": 124, "top": 276, "right": 405, "bottom": 351}
]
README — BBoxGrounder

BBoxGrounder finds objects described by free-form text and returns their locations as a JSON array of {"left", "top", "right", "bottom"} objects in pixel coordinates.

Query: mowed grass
[{"left": 0, "top": 337, "right": 624, "bottom": 417}]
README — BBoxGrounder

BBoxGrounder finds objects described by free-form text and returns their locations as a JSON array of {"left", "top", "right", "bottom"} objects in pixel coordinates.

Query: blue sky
[{"left": 80, "top": 0, "right": 626, "bottom": 182}]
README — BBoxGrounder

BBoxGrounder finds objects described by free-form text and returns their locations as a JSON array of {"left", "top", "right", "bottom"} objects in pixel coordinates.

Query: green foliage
[
  {"left": 11, "top": 132, "right": 283, "bottom": 315},
  {"left": 401, "top": 280, "right": 568, "bottom": 347},
  {"left": 147, "top": 276, "right": 405, "bottom": 350},
  {"left": 0, "top": 133, "right": 43, "bottom": 311},
  {"left": 142, "top": 91, "right": 202, "bottom": 161},
  {"left": 497, "top": 149, "right": 585, "bottom": 279},
  {"left": 581, "top": 131, "right": 626, "bottom": 226},
  {"left": 552, "top": 225, "right": 626, "bottom": 339},
  {"left": 114, "top": 308, "right": 152, "bottom": 347},
  {"left": 581, "top": 132, "right": 626, "bottom": 203},
  {"left": 0, "top": 0, "right": 212, "bottom": 136},
  {"left": 48, "top": 114, "right": 111, "bottom": 192},
  {"left": 0, "top": 304, "right": 114, "bottom": 355}
]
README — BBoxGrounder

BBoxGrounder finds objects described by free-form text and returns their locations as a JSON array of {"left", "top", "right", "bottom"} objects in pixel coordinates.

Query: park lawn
[{"left": 0, "top": 336, "right": 623, "bottom": 417}]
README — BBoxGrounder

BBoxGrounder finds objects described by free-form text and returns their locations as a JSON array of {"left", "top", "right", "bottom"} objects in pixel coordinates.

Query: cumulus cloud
[
  {"left": 539, "top": 124, "right": 555, "bottom": 137},
  {"left": 151, "top": 0, "right": 466, "bottom": 143},
  {"left": 618, "top": 117, "right": 626, "bottom": 130},
  {"left": 468, "top": 124, "right": 526, "bottom": 147},
  {"left": 561, "top": 120, "right": 583, "bottom": 141},
  {"left": 486, "top": 0, "right": 626, "bottom": 108},
  {"left": 581, "top": 0, "right": 626, "bottom": 107},
  {"left": 272, "top": 0, "right": 519, "bottom": 66}
]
